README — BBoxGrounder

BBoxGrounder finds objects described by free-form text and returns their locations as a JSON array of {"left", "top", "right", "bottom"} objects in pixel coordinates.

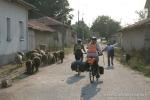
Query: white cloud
[{"left": 68, "top": 0, "right": 146, "bottom": 26}]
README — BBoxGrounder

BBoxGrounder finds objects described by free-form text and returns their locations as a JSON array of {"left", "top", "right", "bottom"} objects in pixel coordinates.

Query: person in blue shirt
[{"left": 103, "top": 43, "right": 114, "bottom": 67}]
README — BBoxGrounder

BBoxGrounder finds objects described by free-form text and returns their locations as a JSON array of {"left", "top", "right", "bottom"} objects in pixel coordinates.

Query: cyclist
[
  {"left": 87, "top": 36, "right": 102, "bottom": 78},
  {"left": 74, "top": 39, "right": 86, "bottom": 61}
]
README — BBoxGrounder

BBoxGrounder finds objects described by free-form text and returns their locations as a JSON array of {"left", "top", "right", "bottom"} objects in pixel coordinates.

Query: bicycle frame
[{"left": 87, "top": 57, "right": 99, "bottom": 83}]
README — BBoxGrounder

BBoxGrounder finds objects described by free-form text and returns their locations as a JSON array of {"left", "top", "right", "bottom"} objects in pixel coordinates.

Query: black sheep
[
  {"left": 41, "top": 54, "right": 48, "bottom": 65},
  {"left": 53, "top": 52, "right": 58, "bottom": 62},
  {"left": 33, "top": 57, "right": 41, "bottom": 72},
  {"left": 59, "top": 50, "right": 65, "bottom": 63},
  {"left": 26, "top": 60, "right": 33, "bottom": 74}
]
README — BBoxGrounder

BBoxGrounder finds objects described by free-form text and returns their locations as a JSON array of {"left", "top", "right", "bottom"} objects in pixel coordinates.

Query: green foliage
[
  {"left": 64, "top": 46, "right": 73, "bottom": 55},
  {"left": 91, "top": 15, "right": 121, "bottom": 38},
  {"left": 24, "top": 0, "right": 73, "bottom": 24},
  {"left": 72, "top": 21, "right": 90, "bottom": 39},
  {"left": 135, "top": 10, "right": 147, "bottom": 21},
  {"left": 119, "top": 50, "right": 150, "bottom": 77}
]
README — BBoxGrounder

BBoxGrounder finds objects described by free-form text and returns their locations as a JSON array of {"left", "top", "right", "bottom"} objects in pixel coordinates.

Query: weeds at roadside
[{"left": 115, "top": 48, "right": 150, "bottom": 77}]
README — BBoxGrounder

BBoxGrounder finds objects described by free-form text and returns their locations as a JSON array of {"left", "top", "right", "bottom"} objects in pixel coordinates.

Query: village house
[
  {"left": 0, "top": 0, "right": 35, "bottom": 65},
  {"left": 28, "top": 19, "right": 62, "bottom": 51},
  {"left": 145, "top": 0, "right": 150, "bottom": 18},
  {"left": 108, "top": 32, "right": 121, "bottom": 44},
  {"left": 120, "top": 18, "right": 150, "bottom": 52},
  {"left": 119, "top": 0, "right": 150, "bottom": 53},
  {"left": 37, "top": 17, "right": 76, "bottom": 47}
]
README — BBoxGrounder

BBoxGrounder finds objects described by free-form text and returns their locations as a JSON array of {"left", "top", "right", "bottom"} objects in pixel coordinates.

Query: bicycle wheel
[
  {"left": 96, "top": 67, "right": 100, "bottom": 82},
  {"left": 89, "top": 67, "right": 94, "bottom": 83},
  {"left": 77, "top": 65, "right": 80, "bottom": 76}
]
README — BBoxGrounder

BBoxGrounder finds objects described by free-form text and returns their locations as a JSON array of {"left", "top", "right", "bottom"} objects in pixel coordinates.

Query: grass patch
[
  {"left": 117, "top": 49, "right": 150, "bottom": 77},
  {"left": 127, "top": 53, "right": 150, "bottom": 77},
  {"left": 0, "top": 64, "right": 25, "bottom": 79},
  {"left": 114, "top": 48, "right": 122, "bottom": 61},
  {"left": 64, "top": 46, "right": 73, "bottom": 55}
]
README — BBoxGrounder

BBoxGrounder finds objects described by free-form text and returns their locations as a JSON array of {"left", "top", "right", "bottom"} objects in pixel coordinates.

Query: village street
[{"left": 0, "top": 53, "right": 150, "bottom": 100}]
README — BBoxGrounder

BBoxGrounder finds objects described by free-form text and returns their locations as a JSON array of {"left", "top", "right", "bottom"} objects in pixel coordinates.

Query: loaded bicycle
[{"left": 86, "top": 55, "right": 104, "bottom": 83}]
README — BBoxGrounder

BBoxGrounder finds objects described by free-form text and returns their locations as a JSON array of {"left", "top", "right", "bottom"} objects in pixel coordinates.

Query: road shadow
[
  {"left": 14, "top": 72, "right": 29, "bottom": 80},
  {"left": 81, "top": 82, "right": 102, "bottom": 100},
  {"left": 66, "top": 74, "right": 85, "bottom": 85},
  {"left": 105, "top": 66, "right": 114, "bottom": 70},
  {"left": 14, "top": 71, "right": 39, "bottom": 81}
]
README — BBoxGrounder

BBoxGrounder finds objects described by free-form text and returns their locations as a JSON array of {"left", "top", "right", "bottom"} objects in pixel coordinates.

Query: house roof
[
  {"left": 28, "top": 20, "right": 55, "bottom": 32},
  {"left": 5, "top": 0, "right": 36, "bottom": 10},
  {"left": 37, "top": 17, "right": 63, "bottom": 26},
  {"left": 37, "top": 17, "right": 71, "bottom": 28},
  {"left": 145, "top": 0, "right": 150, "bottom": 8},
  {"left": 119, "top": 18, "right": 150, "bottom": 32}
]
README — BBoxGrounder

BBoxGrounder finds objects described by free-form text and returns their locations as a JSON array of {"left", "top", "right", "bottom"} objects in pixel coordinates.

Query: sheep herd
[{"left": 15, "top": 49, "right": 65, "bottom": 75}]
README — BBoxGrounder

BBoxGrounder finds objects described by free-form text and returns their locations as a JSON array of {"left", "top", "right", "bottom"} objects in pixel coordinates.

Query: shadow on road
[
  {"left": 14, "top": 71, "right": 39, "bottom": 81},
  {"left": 66, "top": 75, "right": 85, "bottom": 84},
  {"left": 81, "top": 82, "right": 102, "bottom": 100},
  {"left": 14, "top": 73, "right": 29, "bottom": 80},
  {"left": 104, "top": 66, "right": 114, "bottom": 70}
]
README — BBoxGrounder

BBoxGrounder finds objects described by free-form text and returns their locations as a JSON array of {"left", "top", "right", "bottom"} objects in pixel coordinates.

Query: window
[
  {"left": 7, "top": 17, "right": 11, "bottom": 41},
  {"left": 19, "top": 21, "right": 24, "bottom": 41}
]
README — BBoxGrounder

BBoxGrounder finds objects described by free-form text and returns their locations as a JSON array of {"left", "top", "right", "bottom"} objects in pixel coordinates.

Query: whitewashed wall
[
  {"left": 28, "top": 29, "right": 35, "bottom": 51},
  {"left": 121, "top": 29, "right": 145, "bottom": 52},
  {"left": 145, "top": 26, "right": 150, "bottom": 50},
  {"left": 0, "top": 0, "right": 28, "bottom": 65}
]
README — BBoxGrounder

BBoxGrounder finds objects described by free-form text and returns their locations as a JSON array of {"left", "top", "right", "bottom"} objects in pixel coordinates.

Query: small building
[
  {"left": 145, "top": 0, "right": 150, "bottom": 18},
  {"left": 28, "top": 19, "right": 62, "bottom": 51},
  {"left": 0, "top": 0, "right": 35, "bottom": 65},
  {"left": 109, "top": 32, "right": 121, "bottom": 44},
  {"left": 37, "top": 17, "right": 76, "bottom": 47},
  {"left": 120, "top": 18, "right": 150, "bottom": 52}
]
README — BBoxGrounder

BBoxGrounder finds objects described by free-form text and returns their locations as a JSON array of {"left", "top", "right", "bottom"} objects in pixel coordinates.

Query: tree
[
  {"left": 72, "top": 20, "right": 90, "bottom": 40},
  {"left": 24, "top": 0, "right": 73, "bottom": 24},
  {"left": 91, "top": 15, "right": 121, "bottom": 38},
  {"left": 135, "top": 10, "right": 147, "bottom": 21}
]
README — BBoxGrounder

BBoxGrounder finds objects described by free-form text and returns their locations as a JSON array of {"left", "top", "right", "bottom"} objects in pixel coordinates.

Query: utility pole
[
  {"left": 61, "top": 0, "right": 65, "bottom": 49},
  {"left": 77, "top": 10, "right": 80, "bottom": 38},
  {"left": 82, "top": 16, "right": 84, "bottom": 41}
]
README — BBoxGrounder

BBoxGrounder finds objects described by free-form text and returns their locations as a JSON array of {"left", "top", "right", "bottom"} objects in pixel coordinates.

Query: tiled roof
[
  {"left": 120, "top": 18, "right": 150, "bottom": 32},
  {"left": 145, "top": 0, "right": 150, "bottom": 8},
  {"left": 28, "top": 20, "right": 55, "bottom": 32},
  {"left": 5, "top": 0, "right": 36, "bottom": 10},
  {"left": 37, "top": 17, "right": 63, "bottom": 26}
]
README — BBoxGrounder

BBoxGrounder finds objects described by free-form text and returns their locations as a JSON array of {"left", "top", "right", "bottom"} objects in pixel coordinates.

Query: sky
[{"left": 68, "top": 0, "right": 147, "bottom": 26}]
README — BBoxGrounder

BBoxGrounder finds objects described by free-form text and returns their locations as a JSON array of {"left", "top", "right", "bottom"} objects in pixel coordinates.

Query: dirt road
[{"left": 0, "top": 54, "right": 150, "bottom": 100}]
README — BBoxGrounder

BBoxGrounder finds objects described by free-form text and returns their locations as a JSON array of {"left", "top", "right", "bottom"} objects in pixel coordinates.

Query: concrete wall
[
  {"left": 29, "top": 30, "right": 62, "bottom": 50},
  {"left": 110, "top": 32, "right": 121, "bottom": 44},
  {"left": 28, "top": 29, "right": 35, "bottom": 51},
  {"left": 0, "top": 0, "right": 28, "bottom": 65},
  {"left": 121, "top": 28, "right": 145, "bottom": 52},
  {"left": 50, "top": 26, "right": 75, "bottom": 47},
  {"left": 145, "top": 25, "right": 150, "bottom": 50}
]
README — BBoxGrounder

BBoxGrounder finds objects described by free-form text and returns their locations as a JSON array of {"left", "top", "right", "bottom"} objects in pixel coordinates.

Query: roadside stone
[{"left": 1, "top": 79, "right": 12, "bottom": 88}]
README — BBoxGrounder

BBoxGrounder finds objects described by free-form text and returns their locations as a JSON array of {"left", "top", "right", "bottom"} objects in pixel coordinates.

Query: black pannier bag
[
  {"left": 71, "top": 61, "right": 86, "bottom": 72},
  {"left": 99, "top": 66, "right": 104, "bottom": 74}
]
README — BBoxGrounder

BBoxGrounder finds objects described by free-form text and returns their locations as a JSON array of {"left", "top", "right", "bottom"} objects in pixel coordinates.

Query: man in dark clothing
[
  {"left": 74, "top": 39, "right": 86, "bottom": 61},
  {"left": 103, "top": 43, "right": 114, "bottom": 67}
]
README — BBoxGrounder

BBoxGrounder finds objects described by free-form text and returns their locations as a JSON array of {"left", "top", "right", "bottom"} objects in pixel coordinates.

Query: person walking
[
  {"left": 74, "top": 39, "right": 86, "bottom": 61},
  {"left": 103, "top": 43, "right": 114, "bottom": 67}
]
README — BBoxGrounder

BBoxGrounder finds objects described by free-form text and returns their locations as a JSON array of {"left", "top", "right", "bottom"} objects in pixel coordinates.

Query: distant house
[
  {"left": 120, "top": 18, "right": 150, "bottom": 52},
  {"left": 145, "top": 0, "right": 150, "bottom": 18},
  {"left": 0, "top": 0, "right": 35, "bottom": 65},
  {"left": 37, "top": 17, "right": 76, "bottom": 47},
  {"left": 28, "top": 20, "right": 58, "bottom": 51},
  {"left": 109, "top": 32, "right": 121, "bottom": 44}
]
